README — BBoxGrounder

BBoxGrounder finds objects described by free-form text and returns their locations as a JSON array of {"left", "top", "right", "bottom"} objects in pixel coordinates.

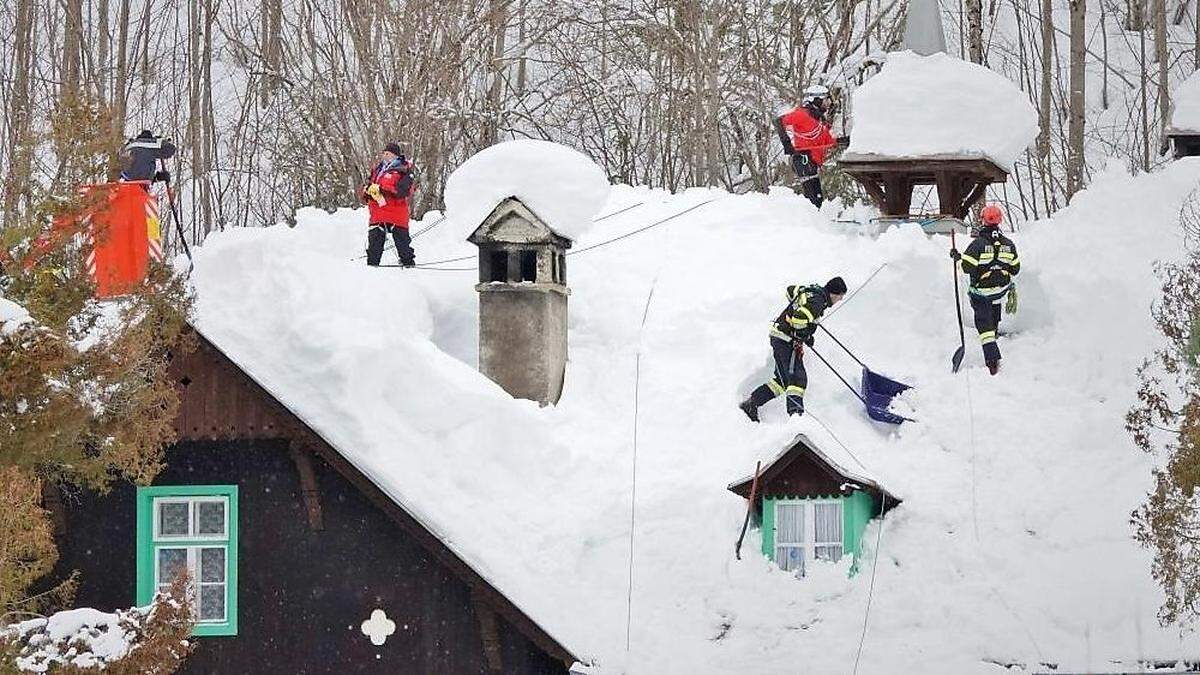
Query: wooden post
[
  {"left": 289, "top": 443, "right": 324, "bottom": 531},
  {"left": 472, "top": 590, "right": 505, "bottom": 672}
]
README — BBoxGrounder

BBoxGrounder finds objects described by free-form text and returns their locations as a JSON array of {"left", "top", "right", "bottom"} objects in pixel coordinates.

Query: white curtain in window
[
  {"left": 775, "top": 502, "right": 805, "bottom": 544},
  {"left": 813, "top": 502, "right": 844, "bottom": 562}
]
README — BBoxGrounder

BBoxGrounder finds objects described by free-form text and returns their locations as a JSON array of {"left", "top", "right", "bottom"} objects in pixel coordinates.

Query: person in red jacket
[
  {"left": 360, "top": 142, "right": 416, "bottom": 267},
  {"left": 775, "top": 85, "right": 836, "bottom": 207}
]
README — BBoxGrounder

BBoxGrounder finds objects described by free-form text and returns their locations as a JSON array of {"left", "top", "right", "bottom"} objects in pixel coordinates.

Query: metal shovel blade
[{"left": 951, "top": 345, "right": 966, "bottom": 373}]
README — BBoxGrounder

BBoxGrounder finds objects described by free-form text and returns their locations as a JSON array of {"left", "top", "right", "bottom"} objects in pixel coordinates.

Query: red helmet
[{"left": 980, "top": 204, "right": 1003, "bottom": 227}]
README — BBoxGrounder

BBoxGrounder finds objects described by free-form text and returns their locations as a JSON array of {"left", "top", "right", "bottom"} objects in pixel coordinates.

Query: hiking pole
[
  {"left": 808, "top": 345, "right": 869, "bottom": 407},
  {"left": 734, "top": 461, "right": 762, "bottom": 560},
  {"left": 950, "top": 230, "right": 967, "bottom": 373},
  {"left": 161, "top": 162, "right": 194, "bottom": 275}
]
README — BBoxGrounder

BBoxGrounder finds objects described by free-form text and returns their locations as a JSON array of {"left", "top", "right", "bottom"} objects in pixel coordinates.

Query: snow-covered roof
[
  {"left": 188, "top": 163, "right": 1200, "bottom": 672},
  {"left": 1170, "top": 70, "right": 1200, "bottom": 134},
  {"left": 845, "top": 51, "right": 1039, "bottom": 171}
]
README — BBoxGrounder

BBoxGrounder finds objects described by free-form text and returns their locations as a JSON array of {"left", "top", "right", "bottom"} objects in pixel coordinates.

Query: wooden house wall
[{"left": 50, "top": 438, "right": 567, "bottom": 675}]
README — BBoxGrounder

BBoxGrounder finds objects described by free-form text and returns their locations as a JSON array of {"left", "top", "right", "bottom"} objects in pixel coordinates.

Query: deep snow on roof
[
  {"left": 1171, "top": 70, "right": 1200, "bottom": 133},
  {"left": 190, "top": 163, "right": 1200, "bottom": 672},
  {"left": 845, "top": 51, "right": 1039, "bottom": 171}
]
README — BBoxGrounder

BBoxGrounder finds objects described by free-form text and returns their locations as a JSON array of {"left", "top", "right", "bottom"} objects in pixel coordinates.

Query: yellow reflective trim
[
  {"left": 785, "top": 386, "right": 806, "bottom": 395},
  {"left": 979, "top": 331, "right": 997, "bottom": 344},
  {"left": 768, "top": 379, "right": 785, "bottom": 395},
  {"left": 960, "top": 254, "right": 980, "bottom": 265},
  {"left": 796, "top": 305, "right": 815, "bottom": 322},
  {"left": 787, "top": 316, "right": 810, "bottom": 328}
]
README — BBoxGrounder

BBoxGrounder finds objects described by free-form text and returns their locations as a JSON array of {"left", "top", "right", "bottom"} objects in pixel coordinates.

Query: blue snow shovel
[{"left": 810, "top": 324, "right": 914, "bottom": 424}]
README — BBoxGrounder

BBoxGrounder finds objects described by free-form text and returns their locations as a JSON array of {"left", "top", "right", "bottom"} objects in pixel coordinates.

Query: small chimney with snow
[{"left": 468, "top": 196, "right": 570, "bottom": 406}]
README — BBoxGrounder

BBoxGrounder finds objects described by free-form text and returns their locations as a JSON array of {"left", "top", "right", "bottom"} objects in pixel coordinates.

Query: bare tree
[
  {"left": 966, "top": 0, "right": 985, "bottom": 63},
  {"left": 1067, "top": 0, "right": 1086, "bottom": 199}
]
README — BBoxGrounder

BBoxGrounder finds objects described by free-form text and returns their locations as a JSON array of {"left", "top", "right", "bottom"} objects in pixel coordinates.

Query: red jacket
[
  {"left": 780, "top": 106, "right": 835, "bottom": 165},
  {"left": 361, "top": 160, "right": 414, "bottom": 228}
]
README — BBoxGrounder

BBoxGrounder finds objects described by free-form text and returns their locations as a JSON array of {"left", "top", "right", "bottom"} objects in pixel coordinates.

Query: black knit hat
[
  {"left": 825, "top": 276, "right": 848, "bottom": 296},
  {"left": 383, "top": 142, "right": 403, "bottom": 157}
]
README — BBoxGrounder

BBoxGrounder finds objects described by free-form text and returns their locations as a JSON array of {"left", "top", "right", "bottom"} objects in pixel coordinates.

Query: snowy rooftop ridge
[{"left": 845, "top": 50, "right": 1039, "bottom": 171}]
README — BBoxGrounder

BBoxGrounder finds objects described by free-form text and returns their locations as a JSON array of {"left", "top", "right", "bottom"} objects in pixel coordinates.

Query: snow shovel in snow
[
  {"left": 812, "top": 325, "right": 913, "bottom": 424},
  {"left": 950, "top": 231, "right": 967, "bottom": 373}
]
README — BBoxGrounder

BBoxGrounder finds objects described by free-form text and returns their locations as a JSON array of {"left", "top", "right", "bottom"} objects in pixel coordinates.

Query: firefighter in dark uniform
[
  {"left": 952, "top": 204, "right": 1021, "bottom": 375},
  {"left": 740, "top": 276, "right": 847, "bottom": 421},
  {"left": 120, "top": 130, "right": 176, "bottom": 183}
]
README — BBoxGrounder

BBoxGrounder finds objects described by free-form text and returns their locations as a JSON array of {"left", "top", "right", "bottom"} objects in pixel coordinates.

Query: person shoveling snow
[
  {"left": 951, "top": 203, "right": 1021, "bottom": 375},
  {"left": 739, "top": 276, "right": 846, "bottom": 421}
]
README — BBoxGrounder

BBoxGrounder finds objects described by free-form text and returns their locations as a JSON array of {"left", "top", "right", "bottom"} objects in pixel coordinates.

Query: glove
[
  {"left": 949, "top": 248, "right": 961, "bottom": 261},
  {"left": 366, "top": 183, "right": 386, "bottom": 206},
  {"left": 153, "top": 169, "right": 171, "bottom": 184},
  {"left": 803, "top": 334, "right": 815, "bottom": 347}
]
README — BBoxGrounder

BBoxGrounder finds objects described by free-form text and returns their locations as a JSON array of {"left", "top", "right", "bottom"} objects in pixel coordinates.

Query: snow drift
[
  {"left": 444, "top": 139, "right": 611, "bottom": 241},
  {"left": 188, "top": 160, "right": 1200, "bottom": 672},
  {"left": 846, "top": 50, "right": 1039, "bottom": 171}
]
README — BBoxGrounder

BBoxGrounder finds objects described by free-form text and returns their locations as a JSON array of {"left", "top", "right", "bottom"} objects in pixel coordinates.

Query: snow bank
[
  {"left": 444, "top": 139, "right": 611, "bottom": 241},
  {"left": 0, "top": 296, "right": 31, "bottom": 335},
  {"left": 189, "top": 162, "right": 1200, "bottom": 672},
  {"left": 1171, "top": 70, "right": 1200, "bottom": 133},
  {"left": 846, "top": 50, "right": 1039, "bottom": 170},
  {"left": 7, "top": 607, "right": 147, "bottom": 672}
]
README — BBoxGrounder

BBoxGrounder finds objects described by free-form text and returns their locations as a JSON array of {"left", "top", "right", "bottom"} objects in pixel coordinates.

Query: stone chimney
[
  {"left": 467, "top": 197, "right": 570, "bottom": 406},
  {"left": 904, "top": 0, "right": 946, "bottom": 56}
]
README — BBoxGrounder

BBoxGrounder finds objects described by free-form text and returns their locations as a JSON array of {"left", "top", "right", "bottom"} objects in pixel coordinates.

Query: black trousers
[
  {"left": 367, "top": 224, "right": 415, "bottom": 267},
  {"left": 791, "top": 154, "right": 824, "bottom": 208},
  {"left": 749, "top": 336, "right": 808, "bottom": 415},
  {"left": 970, "top": 294, "right": 1003, "bottom": 363}
]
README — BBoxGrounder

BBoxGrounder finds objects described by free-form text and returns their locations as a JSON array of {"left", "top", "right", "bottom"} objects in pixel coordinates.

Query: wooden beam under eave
[
  {"left": 289, "top": 443, "right": 324, "bottom": 531},
  {"left": 472, "top": 589, "right": 505, "bottom": 673}
]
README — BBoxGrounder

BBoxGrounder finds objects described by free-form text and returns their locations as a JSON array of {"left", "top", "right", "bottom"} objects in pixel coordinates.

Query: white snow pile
[
  {"left": 188, "top": 158, "right": 1200, "bottom": 673},
  {"left": 444, "top": 139, "right": 611, "bottom": 240},
  {"left": 1171, "top": 69, "right": 1200, "bottom": 133},
  {"left": 1, "top": 295, "right": 32, "bottom": 336},
  {"left": 846, "top": 50, "right": 1039, "bottom": 170},
  {"left": 6, "top": 607, "right": 150, "bottom": 672}
]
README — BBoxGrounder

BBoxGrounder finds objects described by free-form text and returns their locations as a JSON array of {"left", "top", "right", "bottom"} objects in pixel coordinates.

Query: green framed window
[
  {"left": 761, "top": 491, "right": 875, "bottom": 577},
  {"left": 136, "top": 485, "right": 238, "bottom": 636}
]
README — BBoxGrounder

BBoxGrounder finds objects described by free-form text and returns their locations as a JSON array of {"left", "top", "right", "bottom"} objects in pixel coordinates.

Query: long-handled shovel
[{"left": 950, "top": 230, "right": 966, "bottom": 373}]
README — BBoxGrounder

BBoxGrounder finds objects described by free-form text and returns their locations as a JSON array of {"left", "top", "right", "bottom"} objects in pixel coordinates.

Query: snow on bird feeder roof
[
  {"left": 844, "top": 50, "right": 1038, "bottom": 172},
  {"left": 445, "top": 139, "right": 611, "bottom": 241},
  {"left": 1169, "top": 69, "right": 1200, "bottom": 134}
]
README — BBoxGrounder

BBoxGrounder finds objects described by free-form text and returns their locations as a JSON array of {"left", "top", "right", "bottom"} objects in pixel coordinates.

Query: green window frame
[
  {"left": 136, "top": 485, "right": 238, "bottom": 637},
  {"left": 761, "top": 491, "right": 876, "bottom": 577}
]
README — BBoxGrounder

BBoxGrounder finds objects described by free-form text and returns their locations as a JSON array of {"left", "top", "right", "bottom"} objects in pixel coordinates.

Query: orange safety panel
[{"left": 81, "top": 182, "right": 163, "bottom": 298}]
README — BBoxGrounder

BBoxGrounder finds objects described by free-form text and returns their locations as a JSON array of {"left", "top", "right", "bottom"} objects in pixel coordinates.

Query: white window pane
[
  {"left": 158, "top": 502, "right": 189, "bottom": 537},
  {"left": 776, "top": 545, "right": 805, "bottom": 574},
  {"left": 814, "top": 502, "right": 843, "bottom": 544},
  {"left": 199, "top": 547, "right": 225, "bottom": 583},
  {"left": 775, "top": 503, "right": 805, "bottom": 545},
  {"left": 157, "top": 548, "right": 187, "bottom": 583},
  {"left": 196, "top": 501, "right": 225, "bottom": 536},
  {"left": 815, "top": 545, "right": 843, "bottom": 563},
  {"left": 198, "top": 584, "right": 225, "bottom": 622}
]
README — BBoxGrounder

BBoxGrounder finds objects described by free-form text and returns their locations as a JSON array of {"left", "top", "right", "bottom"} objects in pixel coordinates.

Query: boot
[
  {"left": 986, "top": 360, "right": 1000, "bottom": 376},
  {"left": 739, "top": 399, "right": 760, "bottom": 423}
]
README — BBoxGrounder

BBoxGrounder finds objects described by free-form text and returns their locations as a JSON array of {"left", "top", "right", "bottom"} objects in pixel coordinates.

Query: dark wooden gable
[
  {"left": 728, "top": 436, "right": 900, "bottom": 512},
  {"left": 167, "top": 327, "right": 577, "bottom": 667}
]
